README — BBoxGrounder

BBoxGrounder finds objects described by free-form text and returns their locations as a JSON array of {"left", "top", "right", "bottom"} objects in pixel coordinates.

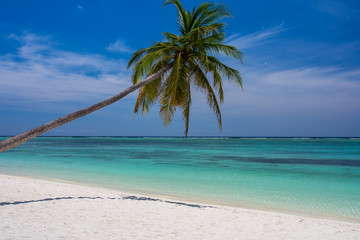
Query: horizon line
[{"left": 0, "top": 136, "right": 359, "bottom": 139}]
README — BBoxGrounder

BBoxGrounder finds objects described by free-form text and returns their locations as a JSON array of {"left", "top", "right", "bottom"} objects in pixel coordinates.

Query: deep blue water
[{"left": 0, "top": 137, "right": 359, "bottom": 220}]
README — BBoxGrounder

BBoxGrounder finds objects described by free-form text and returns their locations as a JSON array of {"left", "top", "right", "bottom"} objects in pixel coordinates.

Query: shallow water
[{"left": 1, "top": 137, "right": 359, "bottom": 220}]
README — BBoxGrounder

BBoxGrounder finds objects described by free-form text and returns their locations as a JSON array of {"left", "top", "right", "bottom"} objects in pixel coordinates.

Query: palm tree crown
[{"left": 128, "top": 0, "right": 243, "bottom": 137}]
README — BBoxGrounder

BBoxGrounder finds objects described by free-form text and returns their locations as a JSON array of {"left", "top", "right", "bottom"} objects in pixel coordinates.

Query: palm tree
[{"left": 0, "top": 0, "right": 243, "bottom": 153}]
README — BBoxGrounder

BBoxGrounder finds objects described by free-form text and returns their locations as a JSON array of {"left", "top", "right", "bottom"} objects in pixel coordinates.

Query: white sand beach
[{"left": 0, "top": 174, "right": 359, "bottom": 240}]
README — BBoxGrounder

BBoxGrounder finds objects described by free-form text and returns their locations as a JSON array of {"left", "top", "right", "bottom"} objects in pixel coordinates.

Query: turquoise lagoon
[{"left": 0, "top": 137, "right": 359, "bottom": 220}]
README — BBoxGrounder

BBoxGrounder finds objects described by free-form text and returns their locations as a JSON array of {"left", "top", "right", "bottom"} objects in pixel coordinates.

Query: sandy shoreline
[{"left": 1, "top": 174, "right": 359, "bottom": 239}]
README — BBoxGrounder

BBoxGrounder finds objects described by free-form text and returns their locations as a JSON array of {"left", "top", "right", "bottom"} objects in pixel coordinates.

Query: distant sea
[{"left": 0, "top": 137, "right": 359, "bottom": 220}]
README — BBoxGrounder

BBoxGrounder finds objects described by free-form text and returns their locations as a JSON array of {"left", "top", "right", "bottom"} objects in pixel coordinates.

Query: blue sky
[{"left": 0, "top": 0, "right": 359, "bottom": 137}]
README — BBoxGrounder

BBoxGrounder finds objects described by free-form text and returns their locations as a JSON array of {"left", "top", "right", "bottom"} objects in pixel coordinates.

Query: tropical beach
[
  {"left": 1, "top": 0, "right": 360, "bottom": 239},
  {"left": 0, "top": 172, "right": 360, "bottom": 239},
  {"left": 1, "top": 173, "right": 359, "bottom": 240},
  {"left": 1, "top": 137, "right": 360, "bottom": 239},
  {"left": 2, "top": 137, "right": 360, "bottom": 220}
]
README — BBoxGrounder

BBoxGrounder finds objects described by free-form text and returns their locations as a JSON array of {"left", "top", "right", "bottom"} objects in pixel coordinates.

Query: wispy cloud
[
  {"left": 226, "top": 23, "right": 287, "bottom": 50},
  {"left": 0, "top": 32, "right": 132, "bottom": 108},
  {"left": 219, "top": 65, "right": 360, "bottom": 117},
  {"left": 107, "top": 39, "right": 133, "bottom": 53},
  {"left": 77, "top": 5, "right": 84, "bottom": 10}
]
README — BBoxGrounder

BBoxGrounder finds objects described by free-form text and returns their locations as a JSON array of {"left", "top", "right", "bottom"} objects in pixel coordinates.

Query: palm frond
[
  {"left": 194, "top": 4, "right": 232, "bottom": 27},
  {"left": 204, "top": 43, "right": 243, "bottom": 61},
  {"left": 189, "top": 61, "right": 222, "bottom": 130},
  {"left": 134, "top": 77, "right": 161, "bottom": 114},
  {"left": 159, "top": 53, "right": 182, "bottom": 126},
  {"left": 163, "top": 32, "right": 181, "bottom": 42},
  {"left": 212, "top": 69, "right": 224, "bottom": 103},
  {"left": 206, "top": 56, "right": 243, "bottom": 87},
  {"left": 179, "top": 78, "right": 191, "bottom": 137},
  {"left": 127, "top": 48, "right": 148, "bottom": 69},
  {"left": 164, "top": 0, "right": 189, "bottom": 34}
]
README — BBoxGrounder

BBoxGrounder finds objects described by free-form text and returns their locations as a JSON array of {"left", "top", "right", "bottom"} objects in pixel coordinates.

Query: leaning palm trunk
[{"left": 0, "top": 64, "right": 173, "bottom": 153}]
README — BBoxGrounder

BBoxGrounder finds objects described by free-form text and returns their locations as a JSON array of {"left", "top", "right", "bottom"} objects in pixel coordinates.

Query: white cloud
[
  {"left": 219, "top": 66, "right": 360, "bottom": 117},
  {"left": 0, "top": 33, "right": 133, "bottom": 107},
  {"left": 107, "top": 39, "right": 133, "bottom": 53},
  {"left": 226, "top": 23, "right": 287, "bottom": 50},
  {"left": 187, "top": 65, "right": 360, "bottom": 136}
]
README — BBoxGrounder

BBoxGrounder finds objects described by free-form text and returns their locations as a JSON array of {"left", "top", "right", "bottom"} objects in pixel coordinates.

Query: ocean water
[{"left": 0, "top": 137, "right": 359, "bottom": 220}]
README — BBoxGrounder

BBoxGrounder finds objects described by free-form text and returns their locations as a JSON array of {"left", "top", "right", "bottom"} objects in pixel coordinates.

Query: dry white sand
[{"left": 0, "top": 174, "right": 359, "bottom": 240}]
